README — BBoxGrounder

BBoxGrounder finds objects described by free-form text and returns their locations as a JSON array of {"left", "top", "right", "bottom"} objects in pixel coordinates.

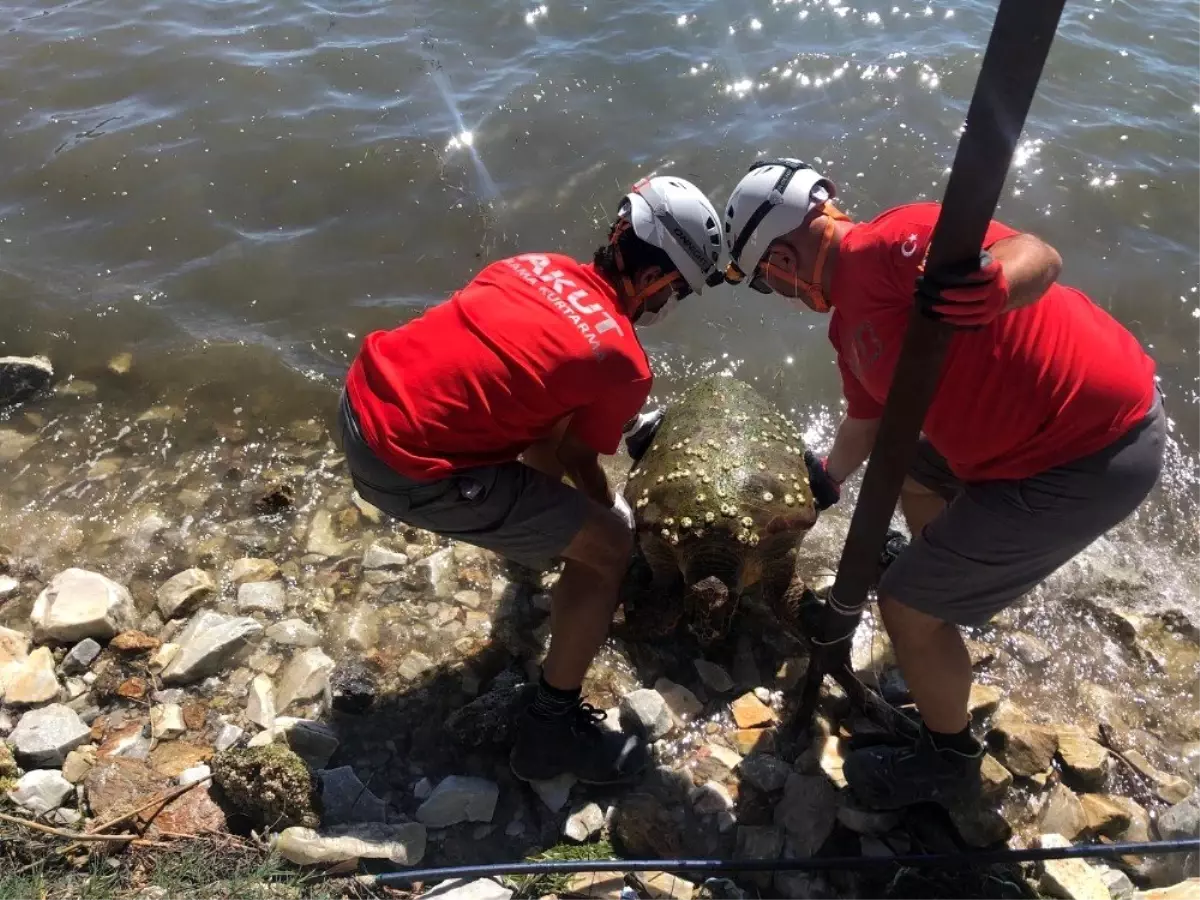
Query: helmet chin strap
[
  {"left": 612, "top": 217, "right": 681, "bottom": 317},
  {"left": 766, "top": 203, "right": 849, "bottom": 313}
]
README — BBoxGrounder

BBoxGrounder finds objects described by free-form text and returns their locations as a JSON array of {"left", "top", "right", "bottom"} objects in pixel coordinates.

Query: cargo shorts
[
  {"left": 337, "top": 391, "right": 591, "bottom": 569},
  {"left": 878, "top": 395, "right": 1166, "bottom": 626}
]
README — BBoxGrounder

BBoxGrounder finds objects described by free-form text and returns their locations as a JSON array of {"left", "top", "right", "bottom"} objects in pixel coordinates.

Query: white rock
[
  {"left": 228, "top": 558, "right": 279, "bottom": 585},
  {"left": 214, "top": 722, "right": 244, "bottom": 752},
  {"left": 7, "top": 769, "right": 73, "bottom": 815},
  {"left": 247, "top": 674, "right": 276, "bottom": 728},
  {"left": 362, "top": 544, "right": 410, "bottom": 570},
  {"left": 31, "top": 568, "right": 135, "bottom": 643},
  {"left": 2, "top": 646, "right": 60, "bottom": 705},
  {"left": 693, "top": 659, "right": 734, "bottom": 693},
  {"left": 654, "top": 677, "right": 704, "bottom": 722},
  {"left": 306, "top": 509, "right": 352, "bottom": 557},
  {"left": 406, "top": 547, "right": 455, "bottom": 597},
  {"left": 529, "top": 772, "right": 576, "bottom": 812},
  {"left": 276, "top": 823, "right": 427, "bottom": 867},
  {"left": 0, "top": 575, "right": 19, "bottom": 600},
  {"left": 1038, "top": 833, "right": 1112, "bottom": 900},
  {"left": 691, "top": 780, "right": 735, "bottom": 814},
  {"left": 422, "top": 879, "right": 512, "bottom": 900},
  {"left": 705, "top": 743, "right": 744, "bottom": 771},
  {"left": 265, "top": 619, "right": 321, "bottom": 648},
  {"left": 0, "top": 625, "right": 30, "bottom": 667},
  {"left": 753, "top": 686, "right": 771, "bottom": 703},
  {"left": 275, "top": 648, "right": 335, "bottom": 712},
  {"left": 237, "top": 581, "right": 286, "bottom": 614},
  {"left": 620, "top": 688, "right": 672, "bottom": 740},
  {"left": 9, "top": 704, "right": 90, "bottom": 766},
  {"left": 150, "top": 703, "right": 186, "bottom": 740},
  {"left": 148, "top": 642, "right": 180, "bottom": 674},
  {"left": 398, "top": 650, "right": 435, "bottom": 682},
  {"left": 247, "top": 730, "right": 276, "bottom": 748},
  {"left": 162, "top": 613, "right": 262, "bottom": 685},
  {"left": 563, "top": 801, "right": 605, "bottom": 842},
  {"left": 156, "top": 569, "right": 215, "bottom": 619},
  {"left": 179, "top": 764, "right": 212, "bottom": 787},
  {"left": 416, "top": 775, "right": 499, "bottom": 827},
  {"left": 336, "top": 604, "right": 380, "bottom": 653}
]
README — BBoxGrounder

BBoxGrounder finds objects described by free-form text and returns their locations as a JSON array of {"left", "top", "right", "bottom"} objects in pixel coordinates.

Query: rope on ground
[{"left": 367, "top": 837, "right": 1200, "bottom": 887}]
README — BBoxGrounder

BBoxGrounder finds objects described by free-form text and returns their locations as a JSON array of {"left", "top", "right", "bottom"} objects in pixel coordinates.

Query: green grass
[{"left": 505, "top": 840, "right": 618, "bottom": 899}]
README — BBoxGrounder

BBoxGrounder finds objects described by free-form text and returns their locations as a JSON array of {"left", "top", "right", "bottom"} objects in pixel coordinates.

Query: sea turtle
[{"left": 620, "top": 375, "right": 820, "bottom": 646}]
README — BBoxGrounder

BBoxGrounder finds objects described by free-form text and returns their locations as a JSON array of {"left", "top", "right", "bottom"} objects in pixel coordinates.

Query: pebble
[
  {"left": 271, "top": 647, "right": 335, "bottom": 712},
  {"left": 150, "top": 703, "right": 187, "bottom": 741},
  {"left": 61, "top": 745, "right": 98, "bottom": 783},
  {"left": 563, "top": 801, "right": 605, "bottom": 842},
  {"left": 413, "top": 777, "right": 433, "bottom": 801},
  {"left": 228, "top": 558, "right": 280, "bottom": 584},
  {"left": 264, "top": 619, "right": 321, "bottom": 647},
  {"left": 398, "top": 650, "right": 435, "bottom": 682},
  {"left": 753, "top": 686, "right": 771, "bottom": 703},
  {"left": 9, "top": 703, "right": 90, "bottom": 766},
  {"left": 7, "top": 769, "right": 73, "bottom": 815},
  {"left": 214, "top": 722, "right": 245, "bottom": 752},
  {"left": 156, "top": 569, "right": 216, "bottom": 619},
  {"left": 693, "top": 659, "right": 734, "bottom": 694},
  {"left": 179, "top": 764, "right": 212, "bottom": 787},
  {"left": 247, "top": 674, "right": 276, "bottom": 728},
  {"left": 238, "top": 581, "right": 286, "bottom": 614},
  {"left": 62, "top": 638, "right": 102, "bottom": 675},
  {"left": 704, "top": 743, "right": 743, "bottom": 770},
  {"left": 362, "top": 543, "right": 410, "bottom": 570},
  {"left": 620, "top": 688, "right": 673, "bottom": 740},
  {"left": 416, "top": 775, "right": 499, "bottom": 828},
  {"left": 31, "top": 568, "right": 136, "bottom": 643}
]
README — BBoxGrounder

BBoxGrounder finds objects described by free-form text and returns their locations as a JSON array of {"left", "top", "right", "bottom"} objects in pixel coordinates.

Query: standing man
[
  {"left": 340, "top": 175, "right": 724, "bottom": 785},
  {"left": 722, "top": 158, "right": 1163, "bottom": 808}
]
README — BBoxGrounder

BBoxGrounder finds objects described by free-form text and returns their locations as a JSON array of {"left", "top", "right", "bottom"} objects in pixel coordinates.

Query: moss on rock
[{"left": 211, "top": 743, "right": 319, "bottom": 830}]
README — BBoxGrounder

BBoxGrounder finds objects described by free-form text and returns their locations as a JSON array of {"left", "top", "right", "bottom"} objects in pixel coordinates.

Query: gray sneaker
[{"left": 843, "top": 727, "right": 983, "bottom": 810}]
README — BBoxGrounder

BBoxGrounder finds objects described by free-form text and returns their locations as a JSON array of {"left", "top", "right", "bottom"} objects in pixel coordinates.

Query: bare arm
[
  {"left": 825, "top": 416, "right": 881, "bottom": 484},
  {"left": 556, "top": 431, "right": 614, "bottom": 507},
  {"left": 989, "top": 233, "right": 1062, "bottom": 311}
]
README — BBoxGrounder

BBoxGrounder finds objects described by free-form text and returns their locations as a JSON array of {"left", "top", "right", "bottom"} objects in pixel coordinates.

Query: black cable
[{"left": 370, "top": 837, "right": 1200, "bottom": 887}]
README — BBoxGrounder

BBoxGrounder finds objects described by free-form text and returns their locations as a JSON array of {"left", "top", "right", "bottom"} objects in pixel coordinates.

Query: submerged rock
[
  {"left": 0, "top": 356, "right": 53, "bottom": 407},
  {"left": 991, "top": 721, "right": 1058, "bottom": 778},
  {"left": 275, "top": 647, "right": 335, "bottom": 712},
  {"left": 265, "top": 619, "right": 321, "bottom": 648},
  {"left": 31, "top": 568, "right": 135, "bottom": 643},
  {"left": 329, "top": 661, "right": 376, "bottom": 714},
  {"left": 1040, "top": 783, "right": 1089, "bottom": 841},
  {"left": 275, "top": 822, "right": 427, "bottom": 867},
  {"left": 211, "top": 743, "right": 320, "bottom": 830},
  {"left": 229, "top": 558, "right": 280, "bottom": 585},
  {"left": 156, "top": 569, "right": 216, "bottom": 619}
]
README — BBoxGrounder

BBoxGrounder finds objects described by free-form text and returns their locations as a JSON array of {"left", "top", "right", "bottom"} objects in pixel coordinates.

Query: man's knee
[
  {"left": 561, "top": 504, "right": 634, "bottom": 579},
  {"left": 879, "top": 594, "right": 949, "bottom": 642}
]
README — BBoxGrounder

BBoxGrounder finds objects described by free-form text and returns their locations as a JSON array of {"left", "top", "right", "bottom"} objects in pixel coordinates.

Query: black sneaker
[
  {"left": 843, "top": 726, "right": 983, "bottom": 810},
  {"left": 509, "top": 702, "right": 647, "bottom": 785}
]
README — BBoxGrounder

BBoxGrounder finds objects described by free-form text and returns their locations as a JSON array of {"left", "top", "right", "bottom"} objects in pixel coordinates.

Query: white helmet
[
  {"left": 623, "top": 175, "right": 724, "bottom": 296},
  {"left": 723, "top": 158, "right": 838, "bottom": 280}
]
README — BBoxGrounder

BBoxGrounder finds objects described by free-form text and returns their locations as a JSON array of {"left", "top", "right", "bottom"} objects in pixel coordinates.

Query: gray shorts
[
  {"left": 337, "top": 392, "right": 591, "bottom": 569},
  {"left": 879, "top": 397, "right": 1166, "bottom": 626}
]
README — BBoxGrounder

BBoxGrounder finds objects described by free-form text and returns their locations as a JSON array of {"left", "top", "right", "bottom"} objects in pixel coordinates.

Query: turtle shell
[{"left": 624, "top": 375, "right": 818, "bottom": 593}]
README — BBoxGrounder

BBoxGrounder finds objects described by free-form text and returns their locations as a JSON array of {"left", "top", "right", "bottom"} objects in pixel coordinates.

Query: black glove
[
  {"left": 804, "top": 450, "right": 842, "bottom": 511},
  {"left": 622, "top": 408, "right": 665, "bottom": 462}
]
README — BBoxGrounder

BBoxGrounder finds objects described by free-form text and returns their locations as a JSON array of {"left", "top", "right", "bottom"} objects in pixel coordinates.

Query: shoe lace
[{"left": 570, "top": 701, "right": 608, "bottom": 732}]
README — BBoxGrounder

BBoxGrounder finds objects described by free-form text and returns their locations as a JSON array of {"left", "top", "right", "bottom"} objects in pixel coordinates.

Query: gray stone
[
  {"left": 421, "top": 878, "right": 512, "bottom": 900},
  {"left": 1040, "top": 783, "right": 1089, "bottom": 841},
  {"left": 247, "top": 674, "right": 276, "bottom": 728},
  {"left": 405, "top": 547, "right": 455, "bottom": 597},
  {"left": 398, "top": 650, "right": 435, "bottom": 682},
  {"left": 691, "top": 780, "right": 734, "bottom": 815},
  {"left": 563, "top": 801, "right": 605, "bottom": 842},
  {"left": 2, "top": 646, "right": 60, "bottom": 705},
  {"left": 7, "top": 769, "right": 73, "bottom": 814},
  {"left": 362, "top": 544, "right": 410, "bottom": 570},
  {"left": 276, "top": 717, "right": 339, "bottom": 769},
  {"left": 693, "top": 659, "right": 734, "bottom": 693},
  {"left": 237, "top": 581, "right": 286, "bottom": 615},
  {"left": 1098, "top": 868, "right": 1134, "bottom": 900},
  {"left": 228, "top": 558, "right": 280, "bottom": 584},
  {"left": 320, "top": 766, "right": 388, "bottom": 825},
  {"left": 0, "top": 355, "right": 53, "bottom": 407},
  {"left": 1157, "top": 793, "right": 1200, "bottom": 840},
  {"left": 31, "top": 568, "right": 135, "bottom": 643},
  {"left": 0, "top": 576, "right": 19, "bottom": 600},
  {"left": 275, "top": 822, "right": 427, "bottom": 867},
  {"left": 162, "top": 614, "right": 262, "bottom": 684},
  {"left": 156, "top": 569, "right": 216, "bottom": 619},
  {"left": 306, "top": 509, "right": 352, "bottom": 557},
  {"left": 620, "top": 688, "right": 673, "bottom": 740},
  {"left": 529, "top": 772, "right": 576, "bottom": 812},
  {"left": 774, "top": 774, "right": 837, "bottom": 856},
  {"left": 654, "top": 677, "right": 703, "bottom": 721},
  {"left": 414, "top": 777, "right": 434, "bottom": 801},
  {"left": 274, "top": 647, "right": 334, "bottom": 712},
  {"left": 417, "top": 775, "right": 499, "bottom": 827},
  {"left": 738, "top": 754, "right": 791, "bottom": 793},
  {"left": 1039, "top": 833, "right": 1112, "bottom": 900},
  {"left": 62, "top": 638, "right": 102, "bottom": 675},
  {"left": 265, "top": 619, "right": 321, "bottom": 648},
  {"left": 214, "top": 723, "right": 245, "bottom": 752},
  {"left": 9, "top": 703, "right": 90, "bottom": 766}
]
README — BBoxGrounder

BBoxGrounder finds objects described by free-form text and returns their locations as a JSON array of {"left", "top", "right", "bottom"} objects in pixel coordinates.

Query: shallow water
[{"left": 0, "top": 0, "right": 1197, "bottom": 864}]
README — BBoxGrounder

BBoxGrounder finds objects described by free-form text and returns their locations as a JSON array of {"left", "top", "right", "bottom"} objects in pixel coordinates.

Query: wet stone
[
  {"left": 1039, "top": 833, "right": 1112, "bottom": 900},
  {"left": 398, "top": 650, "right": 435, "bottom": 682},
  {"left": 968, "top": 683, "right": 1003, "bottom": 719},
  {"left": 1056, "top": 725, "right": 1110, "bottom": 790},
  {"left": 362, "top": 544, "right": 409, "bottom": 570},
  {"left": 330, "top": 661, "right": 376, "bottom": 714},
  {"left": 1040, "top": 783, "right": 1089, "bottom": 841},
  {"left": 237, "top": 581, "right": 286, "bottom": 614},
  {"left": 738, "top": 753, "right": 791, "bottom": 793},
  {"left": 730, "top": 692, "right": 776, "bottom": 729},
  {"left": 691, "top": 780, "right": 734, "bottom": 815},
  {"left": 228, "top": 558, "right": 280, "bottom": 585},
  {"left": 1079, "top": 793, "right": 1132, "bottom": 838},
  {"left": 265, "top": 618, "right": 320, "bottom": 647},
  {"left": 655, "top": 677, "right": 703, "bottom": 722},
  {"left": 0, "top": 355, "right": 53, "bottom": 407},
  {"left": 992, "top": 721, "right": 1058, "bottom": 778},
  {"left": 156, "top": 569, "right": 215, "bottom": 619},
  {"left": 162, "top": 613, "right": 262, "bottom": 685}
]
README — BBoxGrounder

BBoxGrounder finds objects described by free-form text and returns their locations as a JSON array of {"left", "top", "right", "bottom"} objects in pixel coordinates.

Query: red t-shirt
[
  {"left": 828, "top": 203, "right": 1156, "bottom": 482},
  {"left": 345, "top": 253, "right": 653, "bottom": 480}
]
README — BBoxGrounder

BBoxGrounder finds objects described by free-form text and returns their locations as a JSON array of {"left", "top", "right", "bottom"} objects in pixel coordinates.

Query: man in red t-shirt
[
  {"left": 723, "top": 159, "right": 1163, "bottom": 809},
  {"left": 340, "top": 175, "right": 724, "bottom": 785}
]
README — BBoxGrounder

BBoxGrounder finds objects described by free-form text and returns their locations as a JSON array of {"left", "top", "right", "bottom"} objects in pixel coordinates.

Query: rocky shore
[{"left": 0, "top": 364, "right": 1198, "bottom": 899}]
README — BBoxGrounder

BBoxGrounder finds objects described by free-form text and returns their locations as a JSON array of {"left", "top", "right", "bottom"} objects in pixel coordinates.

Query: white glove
[{"left": 611, "top": 493, "right": 635, "bottom": 531}]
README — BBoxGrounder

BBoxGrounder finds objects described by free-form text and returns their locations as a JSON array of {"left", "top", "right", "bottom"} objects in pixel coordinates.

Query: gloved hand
[
  {"left": 916, "top": 251, "right": 1010, "bottom": 327},
  {"left": 611, "top": 493, "right": 636, "bottom": 531},
  {"left": 803, "top": 450, "right": 842, "bottom": 511},
  {"left": 622, "top": 408, "right": 665, "bottom": 461}
]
